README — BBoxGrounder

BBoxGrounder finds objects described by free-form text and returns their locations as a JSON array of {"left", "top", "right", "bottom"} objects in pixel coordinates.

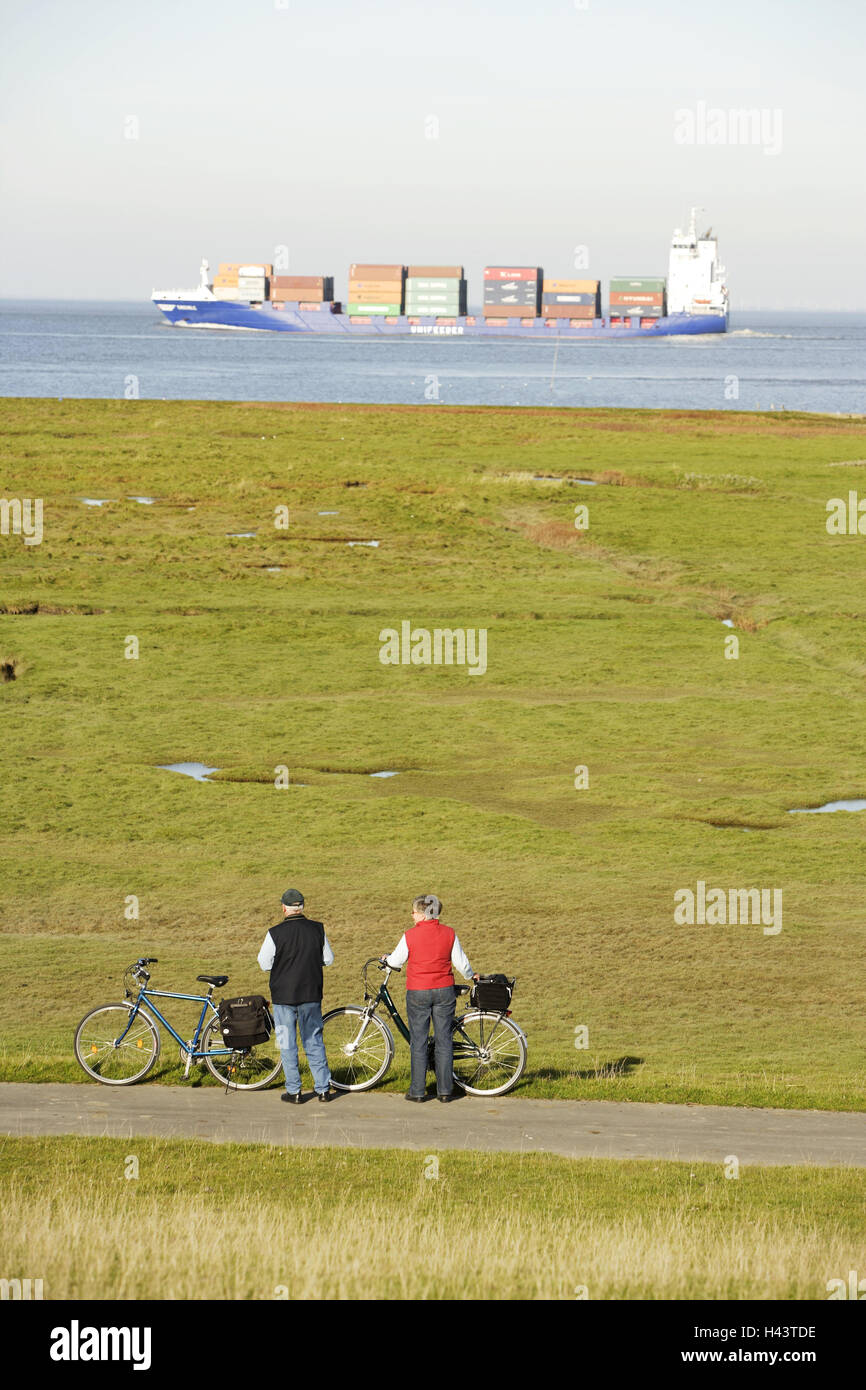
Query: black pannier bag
[
  {"left": 218, "top": 995, "right": 273, "bottom": 1049},
  {"left": 470, "top": 974, "right": 514, "bottom": 1013}
]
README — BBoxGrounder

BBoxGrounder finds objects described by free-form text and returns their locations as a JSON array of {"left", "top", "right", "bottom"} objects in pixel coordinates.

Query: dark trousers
[{"left": 406, "top": 987, "right": 456, "bottom": 1096}]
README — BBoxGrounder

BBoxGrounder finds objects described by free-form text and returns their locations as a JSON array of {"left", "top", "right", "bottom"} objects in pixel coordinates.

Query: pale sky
[{"left": 1, "top": 0, "right": 863, "bottom": 309}]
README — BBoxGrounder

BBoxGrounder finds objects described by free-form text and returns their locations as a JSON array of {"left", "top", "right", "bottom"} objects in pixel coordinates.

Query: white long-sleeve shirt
[
  {"left": 258, "top": 930, "right": 334, "bottom": 972},
  {"left": 385, "top": 931, "right": 474, "bottom": 980}
]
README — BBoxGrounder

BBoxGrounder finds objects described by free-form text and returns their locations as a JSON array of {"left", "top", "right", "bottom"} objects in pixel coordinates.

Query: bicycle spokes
[{"left": 452, "top": 1014, "right": 525, "bottom": 1092}]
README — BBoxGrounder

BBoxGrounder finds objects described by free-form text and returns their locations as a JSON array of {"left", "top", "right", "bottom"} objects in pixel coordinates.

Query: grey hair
[{"left": 413, "top": 894, "right": 442, "bottom": 919}]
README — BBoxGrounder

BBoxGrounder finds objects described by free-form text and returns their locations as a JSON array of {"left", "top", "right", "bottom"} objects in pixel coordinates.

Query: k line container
[
  {"left": 484, "top": 284, "right": 539, "bottom": 297},
  {"left": 483, "top": 267, "right": 542, "bottom": 280}
]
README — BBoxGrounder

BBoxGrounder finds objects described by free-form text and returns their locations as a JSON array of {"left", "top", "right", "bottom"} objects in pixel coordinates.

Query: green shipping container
[
  {"left": 405, "top": 278, "right": 463, "bottom": 293},
  {"left": 405, "top": 297, "right": 463, "bottom": 310},
  {"left": 609, "top": 277, "right": 666, "bottom": 291},
  {"left": 347, "top": 302, "right": 403, "bottom": 315}
]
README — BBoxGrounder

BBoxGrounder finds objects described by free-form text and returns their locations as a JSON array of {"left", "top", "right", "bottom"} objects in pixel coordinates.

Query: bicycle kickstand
[{"left": 224, "top": 1050, "right": 241, "bottom": 1095}]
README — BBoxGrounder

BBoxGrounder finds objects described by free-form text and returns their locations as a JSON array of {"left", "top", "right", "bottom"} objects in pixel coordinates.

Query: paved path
[{"left": 1, "top": 1083, "right": 864, "bottom": 1166}]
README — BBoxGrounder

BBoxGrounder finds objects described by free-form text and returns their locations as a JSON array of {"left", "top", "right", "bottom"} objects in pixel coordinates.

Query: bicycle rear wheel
[
  {"left": 200, "top": 1016, "right": 284, "bottom": 1090},
  {"left": 74, "top": 1003, "right": 160, "bottom": 1085},
  {"left": 451, "top": 1011, "right": 527, "bottom": 1096},
  {"left": 322, "top": 1007, "right": 394, "bottom": 1091}
]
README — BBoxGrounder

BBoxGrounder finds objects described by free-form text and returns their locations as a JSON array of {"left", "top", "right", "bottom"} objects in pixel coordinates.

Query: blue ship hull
[{"left": 152, "top": 295, "right": 727, "bottom": 339}]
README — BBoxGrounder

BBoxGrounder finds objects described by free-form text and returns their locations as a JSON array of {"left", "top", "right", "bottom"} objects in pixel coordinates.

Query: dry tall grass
[{"left": 1, "top": 1174, "right": 854, "bottom": 1300}]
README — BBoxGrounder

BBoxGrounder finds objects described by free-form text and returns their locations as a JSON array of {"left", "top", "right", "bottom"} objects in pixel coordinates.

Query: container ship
[{"left": 152, "top": 209, "right": 728, "bottom": 339}]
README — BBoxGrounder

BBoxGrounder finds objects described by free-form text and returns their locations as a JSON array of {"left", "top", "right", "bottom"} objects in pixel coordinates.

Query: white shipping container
[
  {"left": 213, "top": 287, "right": 244, "bottom": 300},
  {"left": 238, "top": 265, "right": 269, "bottom": 277}
]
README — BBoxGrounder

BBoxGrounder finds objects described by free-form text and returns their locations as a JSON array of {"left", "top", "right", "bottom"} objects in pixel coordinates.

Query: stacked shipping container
[
  {"left": 483, "top": 267, "right": 542, "bottom": 323},
  {"left": 609, "top": 276, "right": 667, "bottom": 324},
  {"left": 541, "top": 278, "right": 601, "bottom": 326},
  {"left": 270, "top": 276, "right": 334, "bottom": 310},
  {"left": 210, "top": 257, "right": 672, "bottom": 326},
  {"left": 347, "top": 264, "right": 405, "bottom": 318},
  {"left": 404, "top": 265, "right": 466, "bottom": 321},
  {"left": 212, "top": 263, "right": 272, "bottom": 301}
]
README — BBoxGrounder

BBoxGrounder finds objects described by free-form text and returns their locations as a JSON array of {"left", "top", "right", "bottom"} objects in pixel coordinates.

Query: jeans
[
  {"left": 272, "top": 1002, "right": 331, "bottom": 1095},
  {"left": 406, "top": 987, "right": 456, "bottom": 1097}
]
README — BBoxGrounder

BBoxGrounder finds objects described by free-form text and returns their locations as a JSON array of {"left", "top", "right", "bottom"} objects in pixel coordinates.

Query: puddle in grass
[
  {"left": 789, "top": 799, "right": 866, "bottom": 814},
  {"left": 533, "top": 475, "right": 598, "bottom": 485},
  {"left": 265, "top": 567, "right": 281, "bottom": 573},
  {"left": 348, "top": 540, "right": 379, "bottom": 548},
  {"left": 226, "top": 531, "right": 257, "bottom": 538},
  {"left": 81, "top": 498, "right": 110, "bottom": 507},
  {"left": 721, "top": 619, "right": 735, "bottom": 628},
  {"left": 370, "top": 771, "right": 399, "bottom": 778},
  {"left": 159, "top": 762, "right": 221, "bottom": 782},
  {"left": 318, "top": 510, "right": 339, "bottom": 515},
  {"left": 128, "top": 496, "right": 156, "bottom": 505}
]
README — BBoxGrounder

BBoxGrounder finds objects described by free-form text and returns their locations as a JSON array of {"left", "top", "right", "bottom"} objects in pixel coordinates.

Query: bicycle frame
[
  {"left": 117, "top": 986, "right": 233, "bottom": 1058},
  {"left": 369, "top": 968, "right": 515, "bottom": 1055}
]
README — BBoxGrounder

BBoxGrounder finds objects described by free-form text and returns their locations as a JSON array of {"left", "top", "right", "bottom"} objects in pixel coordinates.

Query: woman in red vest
[{"left": 382, "top": 895, "right": 478, "bottom": 1102}]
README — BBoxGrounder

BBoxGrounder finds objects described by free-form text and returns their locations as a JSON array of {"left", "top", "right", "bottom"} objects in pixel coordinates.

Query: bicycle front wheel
[
  {"left": 74, "top": 1003, "right": 160, "bottom": 1085},
  {"left": 322, "top": 1006, "right": 394, "bottom": 1091},
  {"left": 200, "top": 1016, "right": 284, "bottom": 1090},
  {"left": 452, "top": 1011, "right": 527, "bottom": 1096}
]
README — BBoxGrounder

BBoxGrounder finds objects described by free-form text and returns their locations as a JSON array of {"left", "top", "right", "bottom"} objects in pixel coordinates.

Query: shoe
[
  {"left": 281, "top": 1091, "right": 302, "bottom": 1104},
  {"left": 437, "top": 1093, "right": 455, "bottom": 1103},
  {"left": 404, "top": 1092, "right": 427, "bottom": 1102},
  {"left": 316, "top": 1090, "right": 333, "bottom": 1103}
]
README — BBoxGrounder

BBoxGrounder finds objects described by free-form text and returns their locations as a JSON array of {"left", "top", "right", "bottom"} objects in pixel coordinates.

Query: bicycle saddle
[{"left": 197, "top": 974, "right": 229, "bottom": 987}]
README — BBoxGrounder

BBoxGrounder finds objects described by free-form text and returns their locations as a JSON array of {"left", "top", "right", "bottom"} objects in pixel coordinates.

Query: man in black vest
[{"left": 258, "top": 888, "right": 335, "bottom": 1103}]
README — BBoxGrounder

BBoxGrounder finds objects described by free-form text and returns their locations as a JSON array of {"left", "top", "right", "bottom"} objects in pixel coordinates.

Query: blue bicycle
[{"left": 73, "top": 957, "right": 283, "bottom": 1090}]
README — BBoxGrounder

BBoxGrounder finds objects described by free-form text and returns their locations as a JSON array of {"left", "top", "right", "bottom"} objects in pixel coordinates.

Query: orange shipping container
[
  {"left": 480, "top": 303, "right": 535, "bottom": 317},
  {"left": 406, "top": 265, "right": 463, "bottom": 278},
  {"left": 273, "top": 289, "right": 325, "bottom": 303},
  {"left": 271, "top": 275, "right": 326, "bottom": 289},
  {"left": 542, "top": 303, "right": 594, "bottom": 319},
  {"left": 349, "top": 280, "right": 404, "bottom": 296},
  {"left": 349, "top": 264, "right": 404, "bottom": 277},
  {"left": 542, "top": 279, "right": 599, "bottom": 293}
]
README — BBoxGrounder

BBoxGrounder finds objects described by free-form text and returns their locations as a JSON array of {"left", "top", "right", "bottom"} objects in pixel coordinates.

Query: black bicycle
[{"left": 322, "top": 958, "right": 528, "bottom": 1095}]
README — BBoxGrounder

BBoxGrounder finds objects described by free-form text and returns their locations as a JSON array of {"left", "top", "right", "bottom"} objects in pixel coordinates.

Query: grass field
[
  {"left": 1, "top": 1135, "right": 863, "bottom": 1300},
  {"left": 2, "top": 399, "right": 866, "bottom": 1108}
]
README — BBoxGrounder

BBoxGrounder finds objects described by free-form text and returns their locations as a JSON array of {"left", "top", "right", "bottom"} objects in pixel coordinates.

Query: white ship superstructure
[{"left": 667, "top": 208, "right": 728, "bottom": 317}]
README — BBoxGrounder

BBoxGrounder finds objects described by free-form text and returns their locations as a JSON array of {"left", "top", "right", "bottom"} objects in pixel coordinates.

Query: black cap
[{"left": 281, "top": 888, "right": 305, "bottom": 907}]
